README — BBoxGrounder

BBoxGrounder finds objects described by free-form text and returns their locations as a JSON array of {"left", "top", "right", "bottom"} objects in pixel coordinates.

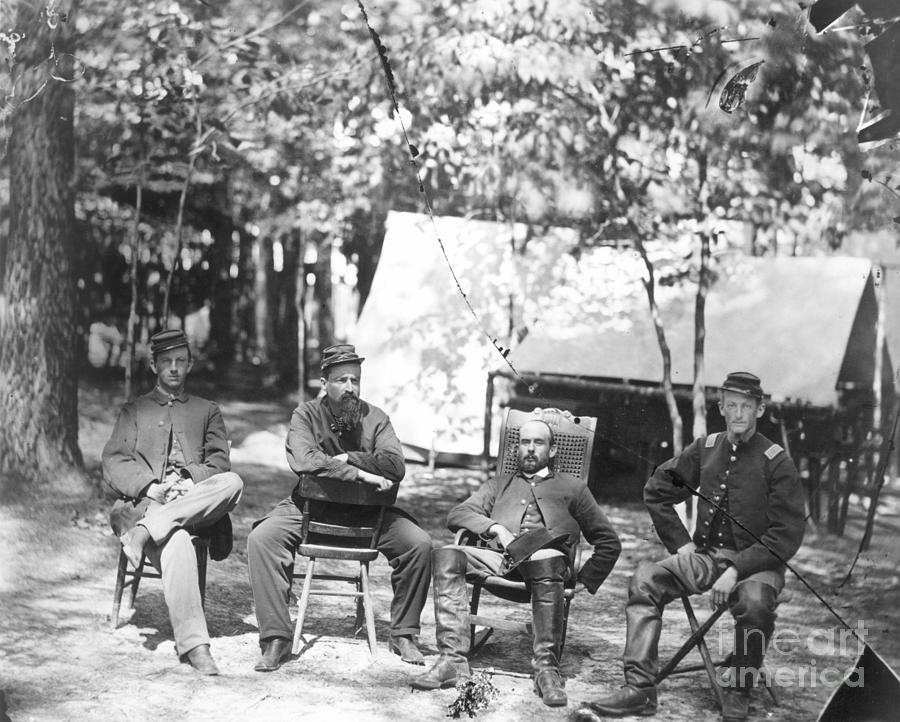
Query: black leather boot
[
  {"left": 732, "top": 624, "right": 766, "bottom": 690},
  {"left": 520, "top": 555, "right": 568, "bottom": 707},
  {"left": 722, "top": 624, "right": 766, "bottom": 720},
  {"left": 411, "top": 547, "right": 471, "bottom": 691}
]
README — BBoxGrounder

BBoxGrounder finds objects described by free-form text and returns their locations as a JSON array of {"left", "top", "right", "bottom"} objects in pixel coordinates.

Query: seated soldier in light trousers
[{"left": 103, "top": 329, "right": 244, "bottom": 676}]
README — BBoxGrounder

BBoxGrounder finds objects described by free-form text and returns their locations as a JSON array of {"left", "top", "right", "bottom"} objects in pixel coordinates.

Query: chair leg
[
  {"left": 656, "top": 599, "right": 726, "bottom": 678},
  {"left": 682, "top": 597, "right": 725, "bottom": 710},
  {"left": 292, "top": 557, "right": 316, "bottom": 655},
  {"left": 467, "top": 582, "right": 494, "bottom": 656},
  {"left": 110, "top": 549, "right": 129, "bottom": 629},
  {"left": 560, "top": 595, "right": 572, "bottom": 661},
  {"left": 359, "top": 562, "right": 377, "bottom": 658},
  {"left": 354, "top": 572, "right": 365, "bottom": 636},
  {"left": 195, "top": 543, "right": 208, "bottom": 609},
  {"left": 120, "top": 554, "right": 147, "bottom": 621}
]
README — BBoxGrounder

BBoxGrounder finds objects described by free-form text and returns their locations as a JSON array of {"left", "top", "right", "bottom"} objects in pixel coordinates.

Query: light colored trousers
[{"left": 140, "top": 472, "right": 243, "bottom": 655}]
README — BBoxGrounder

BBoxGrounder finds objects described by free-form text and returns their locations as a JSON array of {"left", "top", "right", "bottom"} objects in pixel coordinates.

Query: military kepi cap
[
  {"left": 721, "top": 371, "right": 764, "bottom": 399},
  {"left": 321, "top": 344, "right": 365, "bottom": 373},
  {"left": 150, "top": 329, "right": 189, "bottom": 356}
]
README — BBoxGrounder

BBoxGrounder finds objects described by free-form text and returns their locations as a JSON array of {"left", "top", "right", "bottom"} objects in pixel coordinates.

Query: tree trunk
[
  {"left": 206, "top": 188, "right": 237, "bottom": 369},
  {"left": 274, "top": 231, "right": 300, "bottom": 386},
  {"left": 315, "top": 235, "right": 334, "bottom": 347},
  {"left": 0, "top": 1, "right": 87, "bottom": 490},
  {"left": 692, "top": 230, "right": 711, "bottom": 440},
  {"left": 873, "top": 265, "right": 885, "bottom": 431},
  {"left": 295, "top": 233, "right": 307, "bottom": 398},
  {"left": 691, "top": 150, "right": 711, "bottom": 441},
  {"left": 634, "top": 235, "right": 683, "bottom": 455},
  {"left": 251, "top": 234, "right": 272, "bottom": 366},
  {"left": 124, "top": 183, "right": 143, "bottom": 401}
]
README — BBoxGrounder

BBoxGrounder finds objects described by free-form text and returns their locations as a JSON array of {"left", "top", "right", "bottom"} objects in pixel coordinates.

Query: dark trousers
[
  {"left": 247, "top": 497, "right": 433, "bottom": 641},
  {"left": 624, "top": 551, "right": 780, "bottom": 689}
]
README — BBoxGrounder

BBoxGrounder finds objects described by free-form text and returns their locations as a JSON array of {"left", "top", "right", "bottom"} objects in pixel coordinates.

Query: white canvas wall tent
[{"left": 355, "top": 213, "right": 895, "bottom": 490}]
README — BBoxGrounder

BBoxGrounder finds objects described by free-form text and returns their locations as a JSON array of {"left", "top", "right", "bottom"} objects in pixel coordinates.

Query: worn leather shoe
[
  {"left": 410, "top": 657, "right": 471, "bottom": 690},
  {"left": 575, "top": 685, "right": 658, "bottom": 717},
  {"left": 390, "top": 636, "right": 425, "bottom": 665},
  {"left": 185, "top": 644, "right": 220, "bottom": 676},
  {"left": 534, "top": 668, "right": 567, "bottom": 707},
  {"left": 254, "top": 637, "right": 292, "bottom": 672},
  {"left": 721, "top": 689, "right": 750, "bottom": 721}
]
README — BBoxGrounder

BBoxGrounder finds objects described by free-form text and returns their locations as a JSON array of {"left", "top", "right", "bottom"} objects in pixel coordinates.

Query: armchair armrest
[{"left": 454, "top": 528, "right": 485, "bottom": 547}]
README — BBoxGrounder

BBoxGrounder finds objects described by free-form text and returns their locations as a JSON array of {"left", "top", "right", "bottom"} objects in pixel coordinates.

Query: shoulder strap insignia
[
  {"left": 764, "top": 443, "right": 784, "bottom": 460},
  {"left": 705, "top": 432, "right": 720, "bottom": 448}
]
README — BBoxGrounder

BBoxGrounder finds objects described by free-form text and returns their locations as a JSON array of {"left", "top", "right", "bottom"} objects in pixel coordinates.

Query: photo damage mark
[{"left": 719, "top": 60, "right": 765, "bottom": 114}]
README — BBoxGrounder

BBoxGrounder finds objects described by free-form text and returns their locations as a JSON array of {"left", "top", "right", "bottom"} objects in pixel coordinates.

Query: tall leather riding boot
[
  {"left": 410, "top": 547, "right": 471, "bottom": 691},
  {"left": 622, "top": 563, "right": 669, "bottom": 690},
  {"left": 520, "top": 556, "right": 568, "bottom": 707},
  {"left": 720, "top": 626, "right": 767, "bottom": 721},
  {"left": 732, "top": 624, "right": 767, "bottom": 690},
  {"left": 728, "top": 580, "right": 777, "bottom": 693},
  {"left": 433, "top": 547, "right": 471, "bottom": 661}
]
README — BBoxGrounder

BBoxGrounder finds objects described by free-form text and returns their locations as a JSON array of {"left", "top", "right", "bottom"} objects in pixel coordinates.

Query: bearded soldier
[{"left": 247, "top": 344, "right": 432, "bottom": 670}]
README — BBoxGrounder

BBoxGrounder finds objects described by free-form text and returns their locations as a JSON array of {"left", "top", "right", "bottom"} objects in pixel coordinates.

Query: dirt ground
[{"left": 2, "top": 381, "right": 899, "bottom": 722}]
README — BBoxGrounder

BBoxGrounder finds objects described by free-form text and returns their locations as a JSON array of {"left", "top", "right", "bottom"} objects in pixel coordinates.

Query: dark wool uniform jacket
[
  {"left": 285, "top": 396, "right": 405, "bottom": 483},
  {"left": 447, "top": 470, "right": 622, "bottom": 594},
  {"left": 644, "top": 431, "right": 805, "bottom": 579},
  {"left": 102, "top": 388, "right": 231, "bottom": 534}
]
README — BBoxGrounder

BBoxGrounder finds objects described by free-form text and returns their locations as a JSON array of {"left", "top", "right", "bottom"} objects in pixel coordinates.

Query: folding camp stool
[{"left": 655, "top": 596, "right": 781, "bottom": 709}]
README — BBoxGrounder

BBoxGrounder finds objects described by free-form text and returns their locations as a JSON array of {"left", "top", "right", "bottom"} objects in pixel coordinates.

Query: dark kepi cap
[
  {"left": 721, "top": 371, "right": 764, "bottom": 399},
  {"left": 321, "top": 344, "right": 365, "bottom": 374},
  {"left": 150, "top": 329, "right": 189, "bottom": 356}
]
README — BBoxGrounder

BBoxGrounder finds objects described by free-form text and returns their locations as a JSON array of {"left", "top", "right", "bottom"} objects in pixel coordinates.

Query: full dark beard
[{"left": 335, "top": 394, "right": 361, "bottom": 432}]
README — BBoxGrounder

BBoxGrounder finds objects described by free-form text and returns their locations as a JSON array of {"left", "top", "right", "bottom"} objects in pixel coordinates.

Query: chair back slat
[
  {"left": 297, "top": 473, "right": 399, "bottom": 507},
  {"left": 307, "top": 521, "right": 376, "bottom": 538},
  {"left": 498, "top": 407, "right": 597, "bottom": 484},
  {"left": 295, "top": 474, "right": 396, "bottom": 551}
]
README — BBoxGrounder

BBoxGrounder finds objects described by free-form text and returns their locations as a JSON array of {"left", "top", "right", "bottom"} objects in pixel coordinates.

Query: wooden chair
[
  {"left": 110, "top": 535, "right": 209, "bottom": 628},
  {"left": 290, "top": 474, "right": 399, "bottom": 658},
  {"left": 458, "top": 406, "right": 596, "bottom": 657},
  {"left": 655, "top": 593, "right": 787, "bottom": 708}
]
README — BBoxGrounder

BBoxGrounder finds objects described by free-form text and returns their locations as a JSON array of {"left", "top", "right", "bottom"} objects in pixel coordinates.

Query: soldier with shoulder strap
[{"left": 574, "top": 372, "right": 805, "bottom": 722}]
